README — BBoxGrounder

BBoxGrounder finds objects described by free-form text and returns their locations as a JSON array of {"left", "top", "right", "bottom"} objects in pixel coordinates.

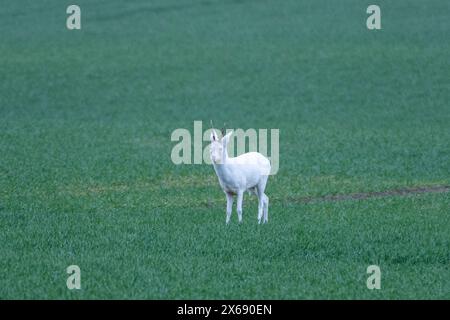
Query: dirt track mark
[
  {"left": 95, "top": 0, "right": 257, "bottom": 22},
  {"left": 287, "top": 185, "right": 450, "bottom": 204}
]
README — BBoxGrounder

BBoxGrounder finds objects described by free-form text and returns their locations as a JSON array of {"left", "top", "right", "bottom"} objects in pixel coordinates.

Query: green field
[{"left": 0, "top": 0, "right": 449, "bottom": 299}]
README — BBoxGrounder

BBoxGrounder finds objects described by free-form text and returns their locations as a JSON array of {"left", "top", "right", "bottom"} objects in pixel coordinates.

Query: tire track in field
[
  {"left": 94, "top": 0, "right": 261, "bottom": 22},
  {"left": 285, "top": 185, "right": 450, "bottom": 204}
]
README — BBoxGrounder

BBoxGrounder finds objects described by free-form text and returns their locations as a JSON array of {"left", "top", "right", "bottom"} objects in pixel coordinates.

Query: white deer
[{"left": 210, "top": 129, "right": 271, "bottom": 224}]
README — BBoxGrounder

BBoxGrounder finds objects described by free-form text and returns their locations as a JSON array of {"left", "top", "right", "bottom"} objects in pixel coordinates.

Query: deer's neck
[
  {"left": 222, "top": 144, "right": 229, "bottom": 164},
  {"left": 213, "top": 153, "right": 231, "bottom": 182},
  {"left": 213, "top": 162, "right": 230, "bottom": 187}
]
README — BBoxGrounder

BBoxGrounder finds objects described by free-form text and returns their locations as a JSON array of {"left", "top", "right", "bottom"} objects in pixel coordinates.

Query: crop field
[{"left": 0, "top": 0, "right": 449, "bottom": 299}]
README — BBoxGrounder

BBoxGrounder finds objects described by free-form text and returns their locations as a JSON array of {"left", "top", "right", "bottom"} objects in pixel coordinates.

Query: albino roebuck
[{"left": 210, "top": 129, "right": 271, "bottom": 224}]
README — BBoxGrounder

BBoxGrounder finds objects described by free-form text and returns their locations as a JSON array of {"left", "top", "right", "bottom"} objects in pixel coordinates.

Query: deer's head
[{"left": 210, "top": 128, "right": 233, "bottom": 164}]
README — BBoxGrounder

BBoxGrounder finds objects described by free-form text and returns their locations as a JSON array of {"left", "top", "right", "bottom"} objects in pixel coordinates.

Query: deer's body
[{"left": 210, "top": 130, "right": 270, "bottom": 224}]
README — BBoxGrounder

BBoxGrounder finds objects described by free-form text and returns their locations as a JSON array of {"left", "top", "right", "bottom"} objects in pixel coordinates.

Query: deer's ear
[
  {"left": 210, "top": 129, "right": 217, "bottom": 141},
  {"left": 222, "top": 130, "right": 233, "bottom": 145}
]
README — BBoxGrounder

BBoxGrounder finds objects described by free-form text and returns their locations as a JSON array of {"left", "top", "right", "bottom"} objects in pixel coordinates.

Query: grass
[{"left": 0, "top": 0, "right": 449, "bottom": 299}]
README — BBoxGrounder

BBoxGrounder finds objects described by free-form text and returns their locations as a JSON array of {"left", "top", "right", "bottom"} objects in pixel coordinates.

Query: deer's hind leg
[
  {"left": 236, "top": 190, "right": 244, "bottom": 223},
  {"left": 263, "top": 193, "right": 269, "bottom": 223},
  {"left": 257, "top": 176, "right": 269, "bottom": 224}
]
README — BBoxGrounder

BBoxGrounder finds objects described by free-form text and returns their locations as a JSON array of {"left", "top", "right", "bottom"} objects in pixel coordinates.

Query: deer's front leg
[
  {"left": 226, "top": 192, "right": 233, "bottom": 224},
  {"left": 236, "top": 190, "right": 244, "bottom": 223}
]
